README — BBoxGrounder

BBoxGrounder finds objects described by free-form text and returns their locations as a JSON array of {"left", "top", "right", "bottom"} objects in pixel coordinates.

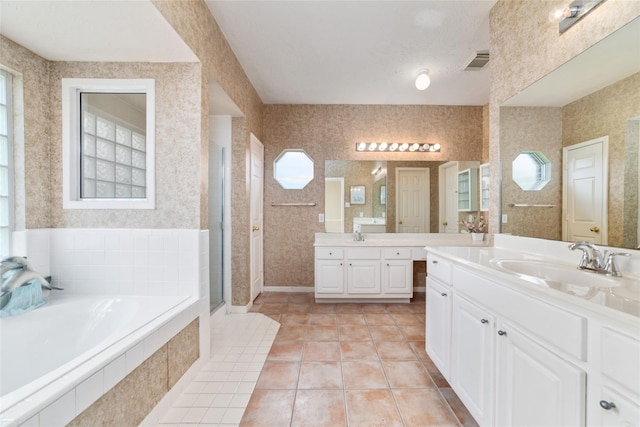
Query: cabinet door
[
  {"left": 383, "top": 260, "right": 412, "bottom": 294},
  {"left": 426, "top": 278, "right": 451, "bottom": 377},
  {"left": 496, "top": 321, "right": 586, "bottom": 427},
  {"left": 316, "top": 260, "right": 344, "bottom": 294},
  {"left": 597, "top": 386, "right": 640, "bottom": 426},
  {"left": 451, "top": 294, "right": 495, "bottom": 426},
  {"left": 347, "top": 260, "right": 380, "bottom": 294}
]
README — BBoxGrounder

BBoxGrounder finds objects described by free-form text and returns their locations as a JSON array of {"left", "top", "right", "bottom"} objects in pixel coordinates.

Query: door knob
[
  {"left": 399, "top": 220, "right": 403, "bottom": 225},
  {"left": 442, "top": 222, "right": 448, "bottom": 226},
  {"left": 590, "top": 226, "right": 600, "bottom": 233},
  {"left": 252, "top": 226, "right": 260, "bottom": 231}
]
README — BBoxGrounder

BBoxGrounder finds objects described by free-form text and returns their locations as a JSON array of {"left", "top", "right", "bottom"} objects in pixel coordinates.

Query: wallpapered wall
[
  {"left": 263, "top": 104, "right": 483, "bottom": 288},
  {"left": 488, "top": 0, "right": 640, "bottom": 236}
]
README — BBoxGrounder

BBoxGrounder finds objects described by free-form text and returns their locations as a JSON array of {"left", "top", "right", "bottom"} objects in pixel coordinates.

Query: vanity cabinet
[
  {"left": 426, "top": 258, "right": 588, "bottom": 426},
  {"left": 315, "top": 245, "right": 416, "bottom": 301},
  {"left": 457, "top": 168, "right": 478, "bottom": 212}
]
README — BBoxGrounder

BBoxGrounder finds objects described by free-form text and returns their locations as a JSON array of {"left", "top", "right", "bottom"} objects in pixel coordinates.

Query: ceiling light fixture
[
  {"left": 415, "top": 69, "right": 431, "bottom": 91},
  {"left": 356, "top": 142, "right": 440, "bottom": 153}
]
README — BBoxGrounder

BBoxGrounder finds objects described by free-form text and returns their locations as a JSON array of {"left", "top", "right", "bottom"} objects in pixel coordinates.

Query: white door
[
  {"left": 496, "top": 321, "right": 586, "bottom": 427},
  {"left": 383, "top": 260, "right": 412, "bottom": 294},
  {"left": 315, "top": 260, "right": 344, "bottom": 294},
  {"left": 347, "top": 261, "right": 381, "bottom": 294},
  {"left": 563, "top": 136, "right": 608, "bottom": 244},
  {"left": 250, "top": 134, "right": 264, "bottom": 302},
  {"left": 439, "top": 162, "right": 459, "bottom": 233},
  {"left": 396, "top": 168, "right": 429, "bottom": 233},
  {"left": 324, "top": 177, "right": 344, "bottom": 233}
]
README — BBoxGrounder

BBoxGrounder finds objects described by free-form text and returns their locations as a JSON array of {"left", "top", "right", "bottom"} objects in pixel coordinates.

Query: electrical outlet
[
  {"left": 502, "top": 214, "right": 508, "bottom": 223},
  {"left": 345, "top": 202, "right": 350, "bottom": 208},
  {"left": 468, "top": 214, "right": 473, "bottom": 221},
  {"left": 319, "top": 213, "right": 325, "bottom": 223}
]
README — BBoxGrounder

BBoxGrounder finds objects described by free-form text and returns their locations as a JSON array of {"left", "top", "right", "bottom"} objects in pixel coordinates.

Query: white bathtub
[{"left": 0, "top": 293, "right": 192, "bottom": 425}]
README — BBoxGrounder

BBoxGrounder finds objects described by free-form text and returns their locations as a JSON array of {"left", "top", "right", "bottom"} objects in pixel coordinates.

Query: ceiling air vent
[{"left": 463, "top": 51, "right": 490, "bottom": 70}]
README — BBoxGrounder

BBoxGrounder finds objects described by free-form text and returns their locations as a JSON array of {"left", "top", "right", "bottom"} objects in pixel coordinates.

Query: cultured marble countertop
[
  {"left": 425, "top": 245, "right": 640, "bottom": 323},
  {"left": 314, "top": 232, "right": 490, "bottom": 247}
]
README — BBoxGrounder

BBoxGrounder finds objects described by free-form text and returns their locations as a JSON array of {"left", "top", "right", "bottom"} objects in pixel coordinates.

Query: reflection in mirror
[
  {"left": 273, "top": 149, "right": 314, "bottom": 189},
  {"left": 325, "top": 160, "right": 483, "bottom": 234},
  {"left": 499, "top": 17, "right": 640, "bottom": 249},
  {"left": 512, "top": 151, "right": 551, "bottom": 191},
  {"left": 81, "top": 93, "right": 147, "bottom": 199}
]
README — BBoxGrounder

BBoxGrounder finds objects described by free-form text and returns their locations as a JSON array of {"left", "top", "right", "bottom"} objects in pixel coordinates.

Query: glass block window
[
  {"left": 80, "top": 94, "right": 146, "bottom": 199},
  {"left": 0, "top": 70, "right": 13, "bottom": 256}
]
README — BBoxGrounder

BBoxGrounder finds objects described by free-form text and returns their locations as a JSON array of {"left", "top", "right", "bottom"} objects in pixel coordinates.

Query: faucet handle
[{"left": 604, "top": 252, "right": 631, "bottom": 277}]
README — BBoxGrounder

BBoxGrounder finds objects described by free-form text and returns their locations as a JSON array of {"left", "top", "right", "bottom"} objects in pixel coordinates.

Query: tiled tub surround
[
  {"left": 2, "top": 228, "right": 210, "bottom": 426},
  {"left": 425, "top": 234, "right": 640, "bottom": 426}
]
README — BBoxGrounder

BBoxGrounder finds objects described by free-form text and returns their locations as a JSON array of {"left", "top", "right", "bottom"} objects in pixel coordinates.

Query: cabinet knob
[
  {"left": 480, "top": 319, "right": 488, "bottom": 324},
  {"left": 329, "top": 252, "right": 332, "bottom": 255},
  {"left": 396, "top": 252, "right": 400, "bottom": 255},
  {"left": 497, "top": 330, "right": 507, "bottom": 336},
  {"left": 432, "top": 260, "right": 438, "bottom": 264},
  {"left": 599, "top": 401, "right": 616, "bottom": 410},
  {"left": 340, "top": 263, "right": 343, "bottom": 266},
  {"left": 387, "top": 263, "right": 390, "bottom": 266},
  {"left": 441, "top": 292, "right": 447, "bottom": 297}
]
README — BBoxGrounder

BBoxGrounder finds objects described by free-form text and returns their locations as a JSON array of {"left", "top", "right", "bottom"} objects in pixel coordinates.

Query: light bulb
[
  {"left": 409, "top": 143, "right": 419, "bottom": 151},
  {"left": 415, "top": 69, "right": 431, "bottom": 91},
  {"left": 378, "top": 142, "right": 388, "bottom": 151},
  {"left": 389, "top": 143, "right": 398, "bottom": 151},
  {"left": 399, "top": 143, "right": 409, "bottom": 152},
  {"left": 357, "top": 142, "right": 366, "bottom": 151},
  {"left": 430, "top": 143, "right": 441, "bottom": 152},
  {"left": 368, "top": 143, "right": 377, "bottom": 151},
  {"left": 421, "top": 143, "right": 430, "bottom": 151}
]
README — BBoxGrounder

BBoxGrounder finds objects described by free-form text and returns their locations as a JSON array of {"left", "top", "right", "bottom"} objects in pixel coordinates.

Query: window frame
[
  {"left": 62, "top": 78, "right": 155, "bottom": 209},
  {"left": 0, "top": 69, "right": 14, "bottom": 256}
]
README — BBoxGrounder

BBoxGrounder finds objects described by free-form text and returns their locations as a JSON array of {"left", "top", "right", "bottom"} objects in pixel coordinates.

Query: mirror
[
  {"left": 274, "top": 149, "right": 314, "bottom": 189},
  {"left": 325, "top": 159, "right": 482, "bottom": 233},
  {"left": 500, "top": 17, "right": 640, "bottom": 249}
]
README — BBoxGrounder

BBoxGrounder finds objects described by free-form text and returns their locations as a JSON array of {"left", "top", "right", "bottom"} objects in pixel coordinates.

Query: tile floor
[{"left": 156, "top": 292, "right": 478, "bottom": 427}]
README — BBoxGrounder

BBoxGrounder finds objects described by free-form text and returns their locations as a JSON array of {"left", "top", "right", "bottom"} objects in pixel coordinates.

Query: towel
[{"left": 0, "top": 280, "right": 46, "bottom": 318}]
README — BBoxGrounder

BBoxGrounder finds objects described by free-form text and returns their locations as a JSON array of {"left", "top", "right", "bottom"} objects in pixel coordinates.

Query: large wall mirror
[
  {"left": 325, "top": 159, "right": 482, "bottom": 234},
  {"left": 62, "top": 78, "right": 156, "bottom": 209},
  {"left": 500, "top": 17, "right": 640, "bottom": 249}
]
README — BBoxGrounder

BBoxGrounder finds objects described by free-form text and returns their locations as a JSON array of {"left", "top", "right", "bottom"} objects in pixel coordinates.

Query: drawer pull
[
  {"left": 480, "top": 319, "right": 488, "bottom": 324},
  {"left": 497, "top": 330, "right": 507, "bottom": 336},
  {"left": 440, "top": 292, "right": 447, "bottom": 297},
  {"left": 599, "top": 401, "right": 616, "bottom": 410}
]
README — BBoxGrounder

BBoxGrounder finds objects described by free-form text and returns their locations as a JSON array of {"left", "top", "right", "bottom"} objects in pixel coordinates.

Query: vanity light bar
[{"left": 356, "top": 142, "right": 440, "bottom": 153}]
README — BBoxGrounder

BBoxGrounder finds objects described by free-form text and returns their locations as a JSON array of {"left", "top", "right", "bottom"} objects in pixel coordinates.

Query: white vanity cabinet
[
  {"left": 426, "top": 260, "right": 588, "bottom": 426},
  {"left": 315, "top": 245, "right": 417, "bottom": 301}
]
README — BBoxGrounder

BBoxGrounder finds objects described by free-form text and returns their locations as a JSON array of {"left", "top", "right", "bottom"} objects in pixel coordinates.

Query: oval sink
[{"left": 490, "top": 259, "right": 622, "bottom": 297}]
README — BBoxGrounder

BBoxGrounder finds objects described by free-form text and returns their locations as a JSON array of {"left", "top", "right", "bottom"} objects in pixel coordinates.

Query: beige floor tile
[
  {"left": 286, "top": 303, "right": 312, "bottom": 314},
  {"left": 339, "top": 341, "right": 379, "bottom": 361},
  {"left": 336, "top": 313, "right": 366, "bottom": 325},
  {"left": 303, "top": 341, "right": 341, "bottom": 361},
  {"left": 363, "top": 313, "right": 396, "bottom": 325},
  {"left": 298, "top": 361, "right": 343, "bottom": 389},
  {"left": 375, "top": 341, "right": 418, "bottom": 360},
  {"left": 344, "top": 389, "right": 403, "bottom": 426},
  {"left": 422, "top": 358, "right": 450, "bottom": 388},
  {"left": 267, "top": 341, "right": 304, "bottom": 361},
  {"left": 276, "top": 325, "right": 306, "bottom": 341},
  {"left": 362, "top": 304, "right": 388, "bottom": 313},
  {"left": 334, "top": 304, "right": 364, "bottom": 314},
  {"left": 408, "top": 341, "right": 430, "bottom": 361},
  {"left": 390, "top": 313, "right": 424, "bottom": 325},
  {"left": 281, "top": 313, "right": 310, "bottom": 325},
  {"left": 441, "top": 387, "right": 480, "bottom": 427},
  {"left": 255, "top": 361, "right": 300, "bottom": 389},
  {"left": 392, "top": 388, "right": 459, "bottom": 427},
  {"left": 342, "top": 361, "right": 388, "bottom": 389},
  {"left": 309, "top": 313, "right": 337, "bottom": 326},
  {"left": 260, "top": 303, "right": 287, "bottom": 313},
  {"left": 338, "top": 325, "right": 372, "bottom": 341},
  {"left": 310, "top": 304, "right": 336, "bottom": 313},
  {"left": 383, "top": 360, "right": 435, "bottom": 388},
  {"left": 369, "top": 325, "right": 404, "bottom": 341},
  {"left": 240, "top": 389, "right": 296, "bottom": 427},
  {"left": 306, "top": 325, "right": 339, "bottom": 341},
  {"left": 385, "top": 303, "right": 414, "bottom": 313},
  {"left": 291, "top": 390, "right": 346, "bottom": 427},
  {"left": 399, "top": 324, "right": 425, "bottom": 341},
  {"left": 289, "top": 293, "right": 314, "bottom": 304}
]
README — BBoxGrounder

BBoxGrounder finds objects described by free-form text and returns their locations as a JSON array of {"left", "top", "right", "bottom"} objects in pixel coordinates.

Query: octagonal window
[
  {"left": 512, "top": 151, "right": 551, "bottom": 191},
  {"left": 274, "top": 149, "right": 314, "bottom": 189}
]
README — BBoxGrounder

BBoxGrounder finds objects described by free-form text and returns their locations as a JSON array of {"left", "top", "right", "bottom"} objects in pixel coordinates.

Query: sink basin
[{"left": 490, "top": 259, "right": 622, "bottom": 298}]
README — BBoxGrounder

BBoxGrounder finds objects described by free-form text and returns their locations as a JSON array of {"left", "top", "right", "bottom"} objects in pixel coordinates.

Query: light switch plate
[
  {"left": 319, "top": 213, "right": 324, "bottom": 223},
  {"left": 502, "top": 214, "right": 508, "bottom": 223}
]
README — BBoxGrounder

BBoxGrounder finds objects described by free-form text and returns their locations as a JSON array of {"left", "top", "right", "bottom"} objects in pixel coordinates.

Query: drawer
[
  {"left": 601, "top": 327, "right": 640, "bottom": 396},
  {"left": 347, "top": 247, "right": 381, "bottom": 260},
  {"left": 454, "top": 266, "right": 587, "bottom": 361},
  {"left": 427, "top": 254, "right": 452, "bottom": 284},
  {"left": 383, "top": 248, "right": 412, "bottom": 260},
  {"left": 316, "top": 247, "right": 344, "bottom": 259},
  {"left": 412, "top": 247, "right": 427, "bottom": 260}
]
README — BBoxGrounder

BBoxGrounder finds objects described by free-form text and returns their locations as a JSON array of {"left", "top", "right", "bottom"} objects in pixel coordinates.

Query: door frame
[
  {"left": 395, "top": 167, "right": 430, "bottom": 233},
  {"left": 249, "top": 133, "right": 264, "bottom": 302},
  {"left": 324, "top": 177, "right": 345, "bottom": 233},
  {"left": 562, "top": 136, "right": 609, "bottom": 243},
  {"left": 439, "top": 161, "right": 458, "bottom": 233}
]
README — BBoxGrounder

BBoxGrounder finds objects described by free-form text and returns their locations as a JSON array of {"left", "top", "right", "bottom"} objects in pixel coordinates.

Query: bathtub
[{"left": 0, "top": 292, "right": 194, "bottom": 425}]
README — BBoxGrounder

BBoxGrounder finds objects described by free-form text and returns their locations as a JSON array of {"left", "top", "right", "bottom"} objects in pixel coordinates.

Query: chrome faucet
[
  {"left": 1, "top": 256, "right": 60, "bottom": 310},
  {"left": 353, "top": 230, "right": 365, "bottom": 242},
  {"left": 568, "top": 242, "right": 631, "bottom": 277}
]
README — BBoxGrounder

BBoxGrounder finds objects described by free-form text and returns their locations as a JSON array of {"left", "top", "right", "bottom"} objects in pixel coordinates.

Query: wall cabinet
[
  {"left": 315, "top": 245, "right": 416, "bottom": 301},
  {"left": 458, "top": 168, "right": 478, "bottom": 212},
  {"left": 479, "top": 163, "right": 489, "bottom": 212}
]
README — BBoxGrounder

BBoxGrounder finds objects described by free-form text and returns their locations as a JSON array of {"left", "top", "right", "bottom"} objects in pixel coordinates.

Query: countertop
[{"left": 314, "top": 232, "right": 490, "bottom": 248}]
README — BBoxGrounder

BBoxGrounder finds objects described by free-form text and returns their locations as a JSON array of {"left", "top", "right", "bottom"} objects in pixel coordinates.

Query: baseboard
[
  {"left": 228, "top": 301, "right": 253, "bottom": 314},
  {"left": 263, "top": 286, "right": 314, "bottom": 293}
]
